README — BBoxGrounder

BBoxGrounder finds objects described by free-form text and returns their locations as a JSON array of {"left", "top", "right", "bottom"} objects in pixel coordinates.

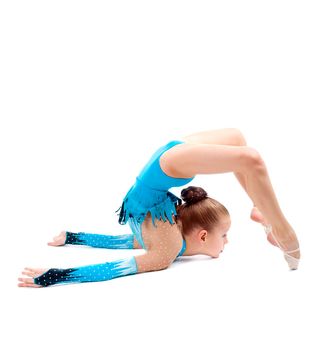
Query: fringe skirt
[{"left": 115, "top": 177, "right": 182, "bottom": 248}]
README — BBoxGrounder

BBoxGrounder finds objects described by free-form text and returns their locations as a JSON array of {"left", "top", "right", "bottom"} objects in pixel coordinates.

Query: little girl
[{"left": 18, "top": 128, "right": 301, "bottom": 288}]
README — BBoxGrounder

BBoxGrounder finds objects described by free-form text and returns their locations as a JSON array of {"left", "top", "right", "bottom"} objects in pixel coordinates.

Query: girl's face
[{"left": 207, "top": 218, "right": 231, "bottom": 258}]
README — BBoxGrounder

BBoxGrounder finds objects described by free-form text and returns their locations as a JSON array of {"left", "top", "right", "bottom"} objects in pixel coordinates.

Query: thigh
[
  {"left": 181, "top": 127, "right": 246, "bottom": 146},
  {"left": 161, "top": 143, "right": 253, "bottom": 177}
]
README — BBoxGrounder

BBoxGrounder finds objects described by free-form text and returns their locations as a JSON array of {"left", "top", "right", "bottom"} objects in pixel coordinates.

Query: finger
[
  {"left": 23, "top": 267, "right": 47, "bottom": 276},
  {"left": 18, "top": 277, "right": 34, "bottom": 283},
  {"left": 22, "top": 271, "right": 34, "bottom": 277},
  {"left": 47, "top": 242, "right": 56, "bottom": 246},
  {"left": 24, "top": 267, "right": 34, "bottom": 271},
  {"left": 24, "top": 267, "right": 42, "bottom": 273},
  {"left": 18, "top": 282, "right": 42, "bottom": 288},
  {"left": 23, "top": 267, "right": 36, "bottom": 273},
  {"left": 22, "top": 270, "right": 42, "bottom": 278}
]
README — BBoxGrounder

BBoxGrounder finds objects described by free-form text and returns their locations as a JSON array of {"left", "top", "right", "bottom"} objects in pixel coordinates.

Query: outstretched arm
[
  {"left": 65, "top": 231, "right": 135, "bottom": 249},
  {"left": 48, "top": 230, "right": 143, "bottom": 249},
  {"left": 18, "top": 251, "right": 174, "bottom": 288},
  {"left": 32, "top": 256, "right": 138, "bottom": 287}
]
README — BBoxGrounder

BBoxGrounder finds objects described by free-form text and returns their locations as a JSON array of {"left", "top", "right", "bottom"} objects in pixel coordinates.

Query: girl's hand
[
  {"left": 18, "top": 268, "right": 48, "bottom": 288},
  {"left": 47, "top": 230, "right": 66, "bottom": 246}
]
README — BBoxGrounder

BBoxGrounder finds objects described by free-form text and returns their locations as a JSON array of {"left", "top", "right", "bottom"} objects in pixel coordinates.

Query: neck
[{"left": 181, "top": 236, "right": 203, "bottom": 256}]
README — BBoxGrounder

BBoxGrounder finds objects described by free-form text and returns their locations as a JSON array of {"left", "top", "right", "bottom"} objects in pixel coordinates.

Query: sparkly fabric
[
  {"left": 33, "top": 256, "right": 138, "bottom": 287},
  {"left": 65, "top": 231, "right": 134, "bottom": 249},
  {"left": 115, "top": 140, "right": 195, "bottom": 250},
  {"left": 65, "top": 230, "right": 186, "bottom": 257}
]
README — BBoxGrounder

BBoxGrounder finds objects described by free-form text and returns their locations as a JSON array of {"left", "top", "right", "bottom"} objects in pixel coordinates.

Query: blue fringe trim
[{"left": 115, "top": 178, "right": 182, "bottom": 228}]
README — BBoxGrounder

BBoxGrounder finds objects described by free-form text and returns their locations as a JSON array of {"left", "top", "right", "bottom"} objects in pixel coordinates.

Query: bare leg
[
  {"left": 234, "top": 171, "right": 251, "bottom": 202},
  {"left": 243, "top": 159, "right": 300, "bottom": 259},
  {"left": 181, "top": 128, "right": 300, "bottom": 267},
  {"left": 231, "top": 136, "right": 284, "bottom": 248},
  {"left": 183, "top": 128, "right": 254, "bottom": 206},
  {"left": 181, "top": 128, "right": 300, "bottom": 265},
  {"left": 234, "top": 171, "right": 280, "bottom": 246}
]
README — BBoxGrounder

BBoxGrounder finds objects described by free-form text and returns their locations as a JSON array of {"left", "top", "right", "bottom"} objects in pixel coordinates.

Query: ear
[{"left": 200, "top": 230, "right": 208, "bottom": 242}]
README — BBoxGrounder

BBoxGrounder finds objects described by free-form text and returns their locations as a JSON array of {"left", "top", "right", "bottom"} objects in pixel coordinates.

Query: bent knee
[{"left": 243, "top": 147, "right": 265, "bottom": 171}]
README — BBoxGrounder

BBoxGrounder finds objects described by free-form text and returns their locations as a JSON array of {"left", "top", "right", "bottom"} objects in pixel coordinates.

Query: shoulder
[{"left": 142, "top": 213, "right": 183, "bottom": 259}]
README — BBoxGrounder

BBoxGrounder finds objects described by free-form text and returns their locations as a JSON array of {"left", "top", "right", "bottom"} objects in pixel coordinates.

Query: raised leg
[
  {"left": 180, "top": 128, "right": 300, "bottom": 267},
  {"left": 181, "top": 128, "right": 298, "bottom": 254},
  {"left": 243, "top": 156, "right": 300, "bottom": 258},
  {"left": 182, "top": 128, "right": 255, "bottom": 205}
]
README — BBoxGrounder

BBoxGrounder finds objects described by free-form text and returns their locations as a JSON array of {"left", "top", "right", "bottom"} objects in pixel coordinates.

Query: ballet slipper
[{"left": 263, "top": 224, "right": 300, "bottom": 270}]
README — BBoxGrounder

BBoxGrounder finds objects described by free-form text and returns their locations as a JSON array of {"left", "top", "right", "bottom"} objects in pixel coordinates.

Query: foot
[
  {"left": 250, "top": 206, "right": 267, "bottom": 225},
  {"left": 18, "top": 267, "right": 48, "bottom": 287},
  {"left": 250, "top": 206, "right": 301, "bottom": 269},
  {"left": 263, "top": 224, "right": 301, "bottom": 269},
  {"left": 250, "top": 206, "right": 279, "bottom": 247}
]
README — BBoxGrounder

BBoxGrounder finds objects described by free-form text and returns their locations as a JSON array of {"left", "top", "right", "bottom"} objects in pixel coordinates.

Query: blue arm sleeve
[
  {"left": 33, "top": 256, "right": 138, "bottom": 287},
  {"left": 65, "top": 231, "right": 134, "bottom": 249}
]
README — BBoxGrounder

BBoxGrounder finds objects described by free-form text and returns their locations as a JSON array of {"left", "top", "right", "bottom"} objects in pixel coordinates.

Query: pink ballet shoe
[{"left": 263, "top": 224, "right": 300, "bottom": 270}]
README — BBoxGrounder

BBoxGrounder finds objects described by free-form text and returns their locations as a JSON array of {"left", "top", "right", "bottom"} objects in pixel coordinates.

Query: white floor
[
  {"left": 4, "top": 218, "right": 332, "bottom": 350},
  {"left": 1, "top": 1, "right": 331, "bottom": 349}
]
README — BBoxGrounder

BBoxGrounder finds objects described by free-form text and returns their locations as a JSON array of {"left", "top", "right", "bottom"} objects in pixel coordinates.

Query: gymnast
[{"left": 18, "top": 128, "right": 301, "bottom": 288}]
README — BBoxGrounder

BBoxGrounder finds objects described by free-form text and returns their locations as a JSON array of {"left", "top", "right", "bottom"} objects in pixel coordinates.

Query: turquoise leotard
[{"left": 115, "top": 140, "right": 195, "bottom": 252}]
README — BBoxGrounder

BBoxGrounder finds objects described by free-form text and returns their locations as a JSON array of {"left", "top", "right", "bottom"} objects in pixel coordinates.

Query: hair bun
[{"left": 181, "top": 186, "right": 208, "bottom": 205}]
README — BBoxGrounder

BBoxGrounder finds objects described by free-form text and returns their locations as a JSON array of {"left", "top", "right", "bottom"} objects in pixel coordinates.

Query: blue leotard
[{"left": 115, "top": 140, "right": 195, "bottom": 251}]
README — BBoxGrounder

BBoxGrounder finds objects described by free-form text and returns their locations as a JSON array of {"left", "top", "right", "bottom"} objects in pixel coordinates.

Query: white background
[{"left": 1, "top": 1, "right": 331, "bottom": 349}]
